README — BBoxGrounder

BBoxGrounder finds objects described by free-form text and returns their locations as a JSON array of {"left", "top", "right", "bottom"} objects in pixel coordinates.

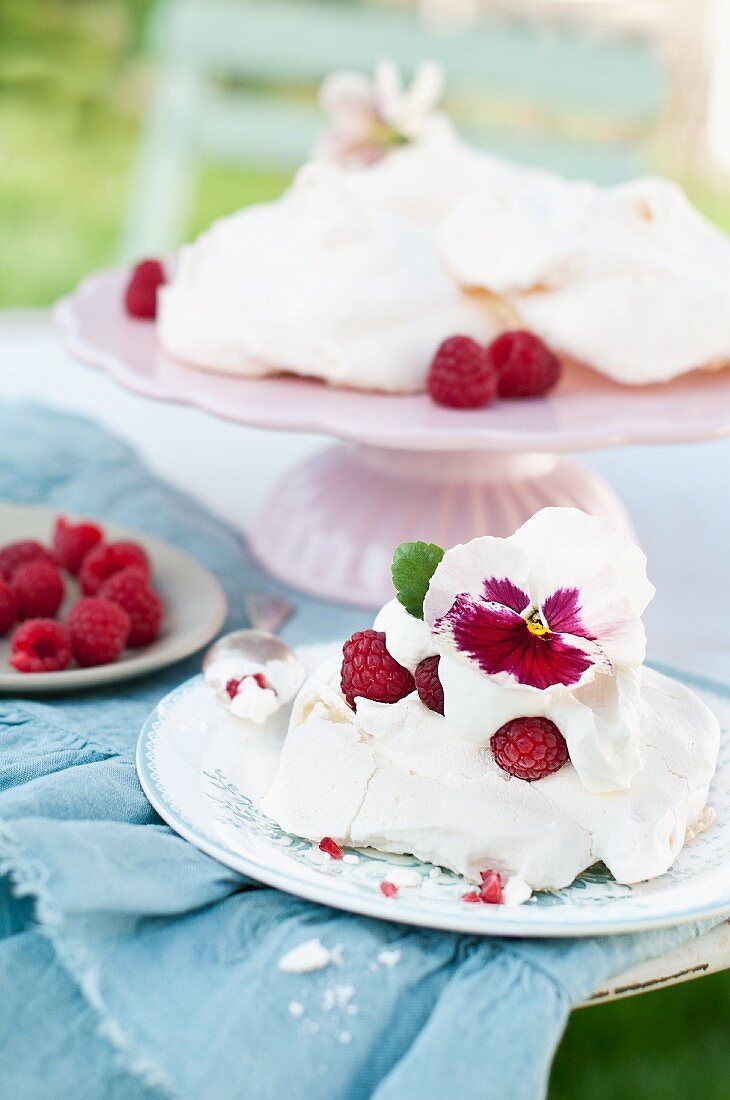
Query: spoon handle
[{"left": 246, "top": 593, "right": 295, "bottom": 635}]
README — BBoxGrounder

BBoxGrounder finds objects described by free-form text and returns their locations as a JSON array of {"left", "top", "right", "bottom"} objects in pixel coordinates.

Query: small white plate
[
  {"left": 136, "top": 649, "right": 730, "bottom": 937},
  {"left": 0, "top": 503, "right": 227, "bottom": 692}
]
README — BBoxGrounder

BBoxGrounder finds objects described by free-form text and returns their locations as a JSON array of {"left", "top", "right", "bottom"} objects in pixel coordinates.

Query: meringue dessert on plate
[
  {"left": 157, "top": 62, "right": 730, "bottom": 391},
  {"left": 261, "top": 508, "right": 720, "bottom": 905}
]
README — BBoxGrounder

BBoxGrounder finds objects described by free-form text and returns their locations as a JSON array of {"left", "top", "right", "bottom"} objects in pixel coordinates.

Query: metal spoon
[
  {"left": 202, "top": 628, "right": 301, "bottom": 679},
  {"left": 202, "top": 594, "right": 300, "bottom": 680}
]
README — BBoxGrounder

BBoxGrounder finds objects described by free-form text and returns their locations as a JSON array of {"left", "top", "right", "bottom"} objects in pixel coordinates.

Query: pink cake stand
[{"left": 56, "top": 266, "right": 730, "bottom": 607}]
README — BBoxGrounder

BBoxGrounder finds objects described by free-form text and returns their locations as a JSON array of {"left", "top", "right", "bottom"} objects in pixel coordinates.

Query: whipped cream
[
  {"left": 262, "top": 654, "right": 719, "bottom": 892},
  {"left": 373, "top": 598, "right": 435, "bottom": 672},
  {"left": 441, "top": 175, "right": 730, "bottom": 383},
  {"left": 158, "top": 161, "right": 495, "bottom": 393},
  {"left": 378, "top": 508, "right": 654, "bottom": 794},
  {"left": 205, "top": 653, "right": 304, "bottom": 725}
]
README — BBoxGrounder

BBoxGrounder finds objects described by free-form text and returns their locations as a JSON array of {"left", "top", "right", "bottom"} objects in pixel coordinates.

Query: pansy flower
[
  {"left": 424, "top": 508, "right": 652, "bottom": 692},
  {"left": 316, "top": 60, "right": 444, "bottom": 166},
  {"left": 419, "top": 508, "right": 654, "bottom": 792}
]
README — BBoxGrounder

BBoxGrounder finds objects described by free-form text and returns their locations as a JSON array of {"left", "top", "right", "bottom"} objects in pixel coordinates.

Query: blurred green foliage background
[
  {"left": 1, "top": 2, "right": 728, "bottom": 1096},
  {"left": 0, "top": 0, "right": 290, "bottom": 306}
]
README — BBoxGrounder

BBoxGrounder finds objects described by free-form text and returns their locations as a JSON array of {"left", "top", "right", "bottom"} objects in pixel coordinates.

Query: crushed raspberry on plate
[
  {"left": 379, "top": 881, "right": 398, "bottom": 899},
  {"left": 319, "top": 837, "right": 343, "bottom": 860}
]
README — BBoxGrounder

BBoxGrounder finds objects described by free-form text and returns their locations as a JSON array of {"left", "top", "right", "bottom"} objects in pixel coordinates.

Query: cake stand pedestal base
[{"left": 248, "top": 444, "right": 635, "bottom": 607}]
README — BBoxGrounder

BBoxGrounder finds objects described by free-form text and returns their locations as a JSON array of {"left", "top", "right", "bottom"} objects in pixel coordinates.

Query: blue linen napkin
[{"left": 0, "top": 404, "right": 723, "bottom": 1100}]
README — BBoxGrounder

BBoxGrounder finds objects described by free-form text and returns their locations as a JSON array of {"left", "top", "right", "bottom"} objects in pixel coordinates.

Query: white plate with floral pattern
[{"left": 136, "top": 649, "right": 730, "bottom": 937}]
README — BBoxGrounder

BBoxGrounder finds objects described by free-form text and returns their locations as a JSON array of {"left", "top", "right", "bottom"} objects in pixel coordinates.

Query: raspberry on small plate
[{"left": 0, "top": 503, "right": 226, "bottom": 694}]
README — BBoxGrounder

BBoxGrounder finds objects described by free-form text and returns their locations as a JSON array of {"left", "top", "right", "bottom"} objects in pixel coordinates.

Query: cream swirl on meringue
[{"left": 158, "top": 161, "right": 496, "bottom": 392}]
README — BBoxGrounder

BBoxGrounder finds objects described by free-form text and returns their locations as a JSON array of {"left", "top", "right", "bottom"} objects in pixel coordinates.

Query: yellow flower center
[{"left": 526, "top": 609, "right": 550, "bottom": 637}]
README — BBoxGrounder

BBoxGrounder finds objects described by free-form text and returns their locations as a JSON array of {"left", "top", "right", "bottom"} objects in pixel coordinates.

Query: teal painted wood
[
  {"left": 120, "top": 0, "right": 665, "bottom": 259},
  {"left": 149, "top": 0, "right": 663, "bottom": 117}
]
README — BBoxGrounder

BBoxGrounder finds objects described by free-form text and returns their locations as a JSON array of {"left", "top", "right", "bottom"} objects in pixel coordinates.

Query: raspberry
[
  {"left": 491, "top": 716, "right": 569, "bottom": 781},
  {"left": 98, "top": 567, "right": 163, "bottom": 647},
  {"left": 478, "top": 869, "right": 504, "bottom": 904},
  {"left": 427, "top": 335, "right": 497, "bottom": 409},
  {"left": 414, "top": 655, "right": 444, "bottom": 715},
  {"left": 79, "top": 541, "right": 149, "bottom": 596},
  {"left": 124, "top": 259, "right": 166, "bottom": 319},
  {"left": 461, "top": 870, "right": 504, "bottom": 905},
  {"left": 379, "top": 881, "right": 398, "bottom": 898},
  {"left": 319, "top": 837, "right": 343, "bottom": 860},
  {"left": 226, "top": 672, "right": 272, "bottom": 699},
  {"left": 52, "top": 516, "right": 104, "bottom": 575},
  {"left": 66, "top": 597, "right": 131, "bottom": 667},
  {"left": 340, "top": 629, "right": 415, "bottom": 710},
  {"left": 0, "top": 578, "right": 17, "bottom": 635},
  {"left": 10, "top": 619, "right": 72, "bottom": 673},
  {"left": 11, "top": 561, "right": 65, "bottom": 620},
  {"left": 0, "top": 539, "right": 56, "bottom": 580},
  {"left": 488, "top": 330, "right": 561, "bottom": 398}
]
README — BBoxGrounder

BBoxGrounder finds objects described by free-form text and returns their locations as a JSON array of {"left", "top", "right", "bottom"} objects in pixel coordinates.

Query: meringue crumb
[
  {"left": 342, "top": 853, "right": 360, "bottom": 865},
  {"left": 288, "top": 1001, "right": 305, "bottom": 1018},
  {"left": 278, "top": 938, "right": 342, "bottom": 974},
  {"left": 501, "top": 876, "right": 533, "bottom": 907},
  {"left": 384, "top": 867, "right": 421, "bottom": 889},
  {"left": 377, "top": 948, "right": 402, "bottom": 969},
  {"left": 338, "top": 1031, "right": 352, "bottom": 1045},
  {"left": 685, "top": 806, "right": 717, "bottom": 843}
]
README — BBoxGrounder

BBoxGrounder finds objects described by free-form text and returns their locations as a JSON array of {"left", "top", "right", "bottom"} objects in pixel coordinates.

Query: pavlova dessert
[
  {"left": 261, "top": 507, "right": 720, "bottom": 905},
  {"left": 126, "top": 61, "right": 730, "bottom": 396}
]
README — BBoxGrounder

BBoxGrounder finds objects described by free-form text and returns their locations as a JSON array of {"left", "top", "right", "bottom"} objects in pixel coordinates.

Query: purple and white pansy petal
[
  {"left": 423, "top": 535, "right": 531, "bottom": 625},
  {"left": 514, "top": 508, "right": 655, "bottom": 618},
  {"left": 432, "top": 591, "right": 598, "bottom": 690},
  {"left": 534, "top": 547, "right": 647, "bottom": 671}
]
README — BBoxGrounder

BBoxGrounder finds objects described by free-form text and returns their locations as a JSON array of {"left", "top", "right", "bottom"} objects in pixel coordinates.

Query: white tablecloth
[{"left": 1, "top": 311, "right": 728, "bottom": 685}]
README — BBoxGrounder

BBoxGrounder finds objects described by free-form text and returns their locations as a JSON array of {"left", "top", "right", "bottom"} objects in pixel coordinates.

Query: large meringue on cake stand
[{"left": 55, "top": 264, "right": 730, "bottom": 606}]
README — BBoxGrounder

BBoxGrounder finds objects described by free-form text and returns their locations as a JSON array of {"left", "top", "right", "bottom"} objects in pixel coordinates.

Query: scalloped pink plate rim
[{"left": 55, "top": 264, "right": 730, "bottom": 454}]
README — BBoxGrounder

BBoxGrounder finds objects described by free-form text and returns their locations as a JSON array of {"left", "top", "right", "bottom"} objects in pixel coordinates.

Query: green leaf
[{"left": 391, "top": 541, "right": 444, "bottom": 620}]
